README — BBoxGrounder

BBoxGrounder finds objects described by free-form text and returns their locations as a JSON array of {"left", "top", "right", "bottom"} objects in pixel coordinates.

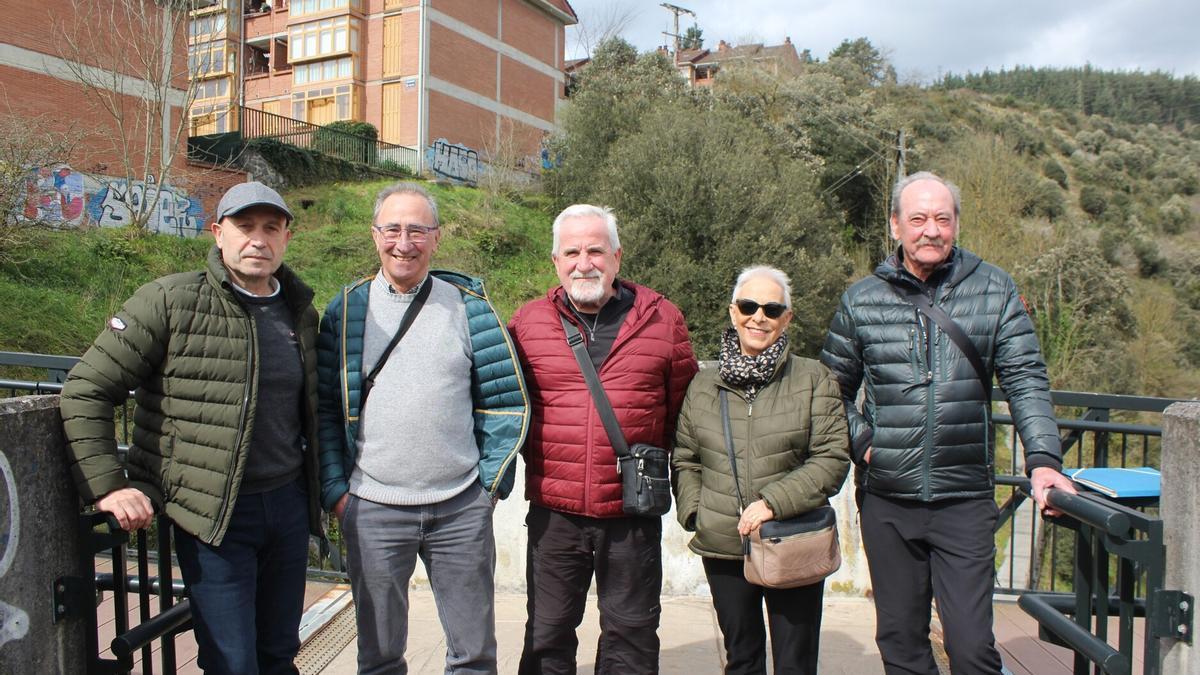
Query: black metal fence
[
  {"left": 1017, "top": 487, "right": 1190, "bottom": 675},
  {"left": 991, "top": 388, "right": 1178, "bottom": 595},
  {"left": 239, "top": 106, "right": 420, "bottom": 175},
  {"left": 3, "top": 352, "right": 346, "bottom": 674}
]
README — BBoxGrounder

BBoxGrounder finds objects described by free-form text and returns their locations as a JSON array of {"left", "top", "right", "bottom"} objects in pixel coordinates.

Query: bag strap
[
  {"left": 720, "top": 390, "right": 752, "bottom": 555},
  {"left": 361, "top": 276, "right": 433, "bottom": 407},
  {"left": 559, "top": 314, "right": 631, "bottom": 460},
  {"left": 887, "top": 280, "right": 992, "bottom": 403},
  {"left": 719, "top": 390, "right": 745, "bottom": 515}
]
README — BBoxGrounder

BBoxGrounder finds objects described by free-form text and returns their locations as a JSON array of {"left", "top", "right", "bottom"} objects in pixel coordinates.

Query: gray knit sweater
[{"left": 349, "top": 272, "right": 479, "bottom": 505}]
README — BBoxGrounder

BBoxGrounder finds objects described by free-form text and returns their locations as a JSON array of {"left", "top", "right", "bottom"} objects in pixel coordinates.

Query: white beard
[{"left": 567, "top": 276, "right": 606, "bottom": 307}]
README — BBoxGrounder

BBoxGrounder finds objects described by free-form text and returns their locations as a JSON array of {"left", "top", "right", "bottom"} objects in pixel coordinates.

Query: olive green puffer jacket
[
  {"left": 60, "top": 247, "right": 321, "bottom": 545},
  {"left": 672, "top": 355, "right": 851, "bottom": 559}
]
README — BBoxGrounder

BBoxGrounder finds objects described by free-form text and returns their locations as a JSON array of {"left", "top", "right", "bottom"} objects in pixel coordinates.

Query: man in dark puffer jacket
[
  {"left": 61, "top": 182, "right": 321, "bottom": 675},
  {"left": 820, "top": 172, "right": 1076, "bottom": 674}
]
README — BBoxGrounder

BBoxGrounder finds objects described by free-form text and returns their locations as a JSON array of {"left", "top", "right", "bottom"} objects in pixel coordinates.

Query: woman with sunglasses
[{"left": 672, "top": 265, "right": 851, "bottom": 674}]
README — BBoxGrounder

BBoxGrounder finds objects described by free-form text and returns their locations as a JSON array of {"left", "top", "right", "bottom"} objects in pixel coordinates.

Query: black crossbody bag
[
  {"left": 559, "top": 315, "right": 672, "bottom": 517},
  {"left": 887, "top": 281, "right": 992, "bottom": 403}
]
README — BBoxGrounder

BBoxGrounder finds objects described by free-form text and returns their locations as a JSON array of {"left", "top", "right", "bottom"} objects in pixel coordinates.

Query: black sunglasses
[{"left": 734, "top": 299, "right": 788, "bottom": 319}]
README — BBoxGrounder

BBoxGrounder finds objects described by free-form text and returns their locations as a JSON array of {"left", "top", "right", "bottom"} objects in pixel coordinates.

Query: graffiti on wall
[
  {"left": 19, "top": 166, "right": 205, "bottom": 237},
  {"left": 86, "top": 175, "right": 205, "bottom": 236},
  {"left": 0, "top": 451, "right": 28, "bottom": 649},
  {"left": 23, "top": 166, "right": 86, "bottom": 225},
  {"left": 426, "top": 139, "right": 481, "bottom": 185}
]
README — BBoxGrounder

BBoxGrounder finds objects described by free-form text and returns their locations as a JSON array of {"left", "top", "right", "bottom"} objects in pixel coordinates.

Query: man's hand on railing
[
  {"left": 96, "top": 487, "right": 155, "bottom": 531},
  {"left": 1030, "top": 467, "right": 1078, "bottom": 517}
]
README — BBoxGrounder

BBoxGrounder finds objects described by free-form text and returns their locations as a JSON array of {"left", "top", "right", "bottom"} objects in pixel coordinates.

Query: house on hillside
[
  {"left": 190, "top": 0, "right": 578, "bottom": 172},
  {"left": 2, "top": 0, "right": 244, "bottom": 236},
  {"left": 674, "top": 37, "right": 803, "bottom": 87}
]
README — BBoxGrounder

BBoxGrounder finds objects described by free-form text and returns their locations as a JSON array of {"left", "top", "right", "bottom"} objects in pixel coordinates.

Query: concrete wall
[
  {"left": 0, "top": 396, "right": 86, "bottom": 674},
  {"left": 1160, "top": 401, "right": 1200, "bottom": 674},
  {"left": 411, "top": 455, "right": 869, "bottom": 597}
]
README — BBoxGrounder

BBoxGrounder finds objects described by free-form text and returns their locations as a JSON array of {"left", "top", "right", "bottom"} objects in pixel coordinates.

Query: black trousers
[
  {"left": 860, "top": 492, "right": 1003, "bottom": 675},
  {"left": 518, "top": 506, "right": 663, "bottom": 675},
  {"left": 703, "top": 557, "right": 824, "bottom": 675}
]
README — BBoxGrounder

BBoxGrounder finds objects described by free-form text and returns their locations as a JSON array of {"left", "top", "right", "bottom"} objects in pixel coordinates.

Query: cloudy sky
[{"left": 564, "top": 0, "right": 1200, "bottom": 82}]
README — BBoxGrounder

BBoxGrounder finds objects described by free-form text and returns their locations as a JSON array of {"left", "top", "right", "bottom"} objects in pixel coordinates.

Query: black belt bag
[{"left": 560, "top": 315, "right": 672, "bottom": 517}]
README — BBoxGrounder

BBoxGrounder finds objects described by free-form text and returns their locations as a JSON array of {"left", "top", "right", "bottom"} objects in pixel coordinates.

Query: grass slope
[{"left": 0, "top": 179, "right": 559, "bottom": 360}]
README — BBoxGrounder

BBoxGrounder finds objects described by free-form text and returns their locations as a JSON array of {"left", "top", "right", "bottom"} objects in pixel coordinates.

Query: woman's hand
[{"left": 737, "top": 499, "right": 775, "bottom": 536}]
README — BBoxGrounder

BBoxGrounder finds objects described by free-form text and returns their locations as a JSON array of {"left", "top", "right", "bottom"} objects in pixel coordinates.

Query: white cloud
[{"left": 566, "top": 0, "right": 1200, "bottom": 78}]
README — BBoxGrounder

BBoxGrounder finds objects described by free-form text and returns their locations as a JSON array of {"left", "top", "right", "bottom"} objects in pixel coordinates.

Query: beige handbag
[
  {"left": 743, "top": 506, "right": 841, "bottom": 589},
  {"left": 720, "top": 390, "right": 842, "bottom": 589}
]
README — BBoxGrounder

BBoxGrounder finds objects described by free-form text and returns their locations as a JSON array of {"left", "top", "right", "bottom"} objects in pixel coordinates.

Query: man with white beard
[{"left": 507, "top": 204, "right": 698, "bottom": 674}]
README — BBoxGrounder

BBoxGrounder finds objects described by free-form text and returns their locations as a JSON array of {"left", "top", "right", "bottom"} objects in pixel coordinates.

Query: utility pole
[{"left": 660, "top": 3, "right": 695, "bottom": 56}]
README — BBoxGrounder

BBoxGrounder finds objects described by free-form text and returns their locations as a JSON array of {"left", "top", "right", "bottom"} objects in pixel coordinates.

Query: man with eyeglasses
[
  {"left": 819, "top": 172, "right": 1075, "bottom": 674},
  {"left": 316, "top": 182, "right": 528, "bottom": 674},
  {"left": 507, "top": 204, "right": 698, "bottom": 674}
]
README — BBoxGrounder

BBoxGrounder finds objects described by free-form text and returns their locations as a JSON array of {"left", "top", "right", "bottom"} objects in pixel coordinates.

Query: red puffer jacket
[{"left": 509, "top": 281, "right": 698, "bottom": 517}]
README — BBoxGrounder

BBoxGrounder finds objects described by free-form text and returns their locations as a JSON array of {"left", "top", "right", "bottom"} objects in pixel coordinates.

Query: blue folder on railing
[{"left": 1062, "top": 467, "right": 1161, "bottom": 499}]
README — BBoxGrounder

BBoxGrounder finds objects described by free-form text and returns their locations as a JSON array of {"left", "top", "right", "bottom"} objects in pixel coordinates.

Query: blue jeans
[
  {"left": 342, "top": 483, "right": 497, "bottom": 675},
  {"left": 174, "top": 479, "right": 311, "bottom": 675}
]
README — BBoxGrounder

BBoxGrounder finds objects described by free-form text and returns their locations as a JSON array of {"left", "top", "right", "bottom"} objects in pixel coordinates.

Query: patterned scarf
[{"left": 717, "top": 327, "right": 788, "bottom": 403}]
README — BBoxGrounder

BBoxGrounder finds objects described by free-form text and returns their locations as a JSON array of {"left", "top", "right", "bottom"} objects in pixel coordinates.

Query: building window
[
  {"left": 194, "top": 77, "right": 231, "bottom": 101},
  {"left": 189, "top": 13, "right": 227, "bottom": 42},
  {"left": 189, "top": 42, "right": 234, "bottom": 77},
  {"left": 289, "top": 16, "right": 359, "bottom": 62},
  {"left": 291, "top": 84, "right": 356, "bottom": 124},
  {"left": 190, "top": 103, "right": 233, "bottom": 135},
  {"left": 289, "top": 0, "right": 359, "bottom": 18},
  {"left": 293, "top": 56, "right": 354, "bottom": 85}
]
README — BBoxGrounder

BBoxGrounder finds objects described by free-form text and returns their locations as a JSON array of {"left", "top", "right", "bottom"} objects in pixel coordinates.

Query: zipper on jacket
[
  {"left": 745, "top": 401, "right": 755, "bottom": 505},
  {"left": 214, "top": 307, "right": 256, "bottom": 542},
  {"left": 921, "top": 303, "right": 937, "bottom": 501}
]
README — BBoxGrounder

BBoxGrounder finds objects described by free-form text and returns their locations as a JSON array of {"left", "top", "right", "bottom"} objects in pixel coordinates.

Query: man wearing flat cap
[{"left": 62, "top": 181, "right": 322, "bottom": 674}]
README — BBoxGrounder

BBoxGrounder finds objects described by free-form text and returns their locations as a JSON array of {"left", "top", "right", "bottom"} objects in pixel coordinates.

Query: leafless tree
[
  {"left": 54, "top": 0, "right": 200, "bottom": 233},
  {"left": 569, "top": 1, "right": 641, "bottom": 59},
  {"left": 0, "top": 109, "right": 82, "bottom": 261}
]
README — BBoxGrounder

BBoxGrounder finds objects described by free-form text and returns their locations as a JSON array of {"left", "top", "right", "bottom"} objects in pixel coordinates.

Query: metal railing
[
  {"left": 239, "top": 106, "right": 420, "bottom": 175},
  {"left": 991, "top": 387, "right": 1181, "bottom": 594},
  {"left": 1016, "top": 486, "right": 1191, "bottom": 675},
  {"left": 55, "top": 512, "right": 191, "bottom": 675},
  {"left": 4, "top": 352, "right": 348, "bottom": 674}
]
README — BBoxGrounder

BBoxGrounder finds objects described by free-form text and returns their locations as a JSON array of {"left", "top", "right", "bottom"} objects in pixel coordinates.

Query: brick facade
[
  {"left": 2, "top": 0, "right": 247, "bottom": 236},
  {"left": 237, "top": 0, "right": 573, "bottom": 169}
]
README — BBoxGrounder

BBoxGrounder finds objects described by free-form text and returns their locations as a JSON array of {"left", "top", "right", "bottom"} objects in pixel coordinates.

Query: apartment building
[
  {"left": 2, "top": 0, "right": 243, "bottom": 235},
  {"left": 192, "top": 0, "right": 576, "bottom": 165}
]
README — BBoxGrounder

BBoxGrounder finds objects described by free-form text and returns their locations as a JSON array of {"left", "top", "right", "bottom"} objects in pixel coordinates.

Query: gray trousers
[{"left": 342, "top": 484, "right": 497, "bottom": 675}]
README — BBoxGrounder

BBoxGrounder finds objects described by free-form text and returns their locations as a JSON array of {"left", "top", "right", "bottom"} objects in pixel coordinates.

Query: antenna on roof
[{"left": 660, "top": 3, "right": 695, "bottom": 56}]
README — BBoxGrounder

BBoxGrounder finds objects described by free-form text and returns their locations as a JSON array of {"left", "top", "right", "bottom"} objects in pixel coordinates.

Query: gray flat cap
[{"left": 216, "top": 181, "right": 294, "bottom": 222}]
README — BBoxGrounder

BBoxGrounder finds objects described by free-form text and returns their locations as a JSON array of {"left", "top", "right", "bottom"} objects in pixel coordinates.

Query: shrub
[
  {"left": 1080, "top": 185, "right": 1108, "bottom": 218},
  {"left": 1024, "top": 178, "right": 1066, "bottom": 220},
  {"left": 1042, "top": 159, "right": 1069, "bottom": 189},
  {"left": 1159, "top": 195, "right": 1193, "bottom": 234}
]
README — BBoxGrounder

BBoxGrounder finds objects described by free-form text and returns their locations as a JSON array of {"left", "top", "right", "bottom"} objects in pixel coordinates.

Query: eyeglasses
[
  {"left": 373, "top": 223, "right": 438, "bottom": 243},
  {"left": 734, "top": 299, "right": 788, "bottom": 319}
]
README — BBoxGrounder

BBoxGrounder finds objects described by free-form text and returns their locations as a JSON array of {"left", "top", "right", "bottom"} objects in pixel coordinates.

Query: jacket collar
[
  {"left": 874, "top": 246, "right": 983, "bottom": 292},
  {"left": 205, "top": 245, "right": 314, "bottom": 314}
]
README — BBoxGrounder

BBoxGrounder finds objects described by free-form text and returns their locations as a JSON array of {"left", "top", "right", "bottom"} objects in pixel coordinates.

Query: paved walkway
[{"left": 312, "top": 591, "right": 885, "bottom": 674}]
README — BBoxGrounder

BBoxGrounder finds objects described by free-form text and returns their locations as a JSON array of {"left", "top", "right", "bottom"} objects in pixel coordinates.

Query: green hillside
[
  {"left": 0, "top": 180, "right": 559, "bottom": 360},
  {"left": 3, "top": 39, "right": 1198, "bottom": 400}
]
